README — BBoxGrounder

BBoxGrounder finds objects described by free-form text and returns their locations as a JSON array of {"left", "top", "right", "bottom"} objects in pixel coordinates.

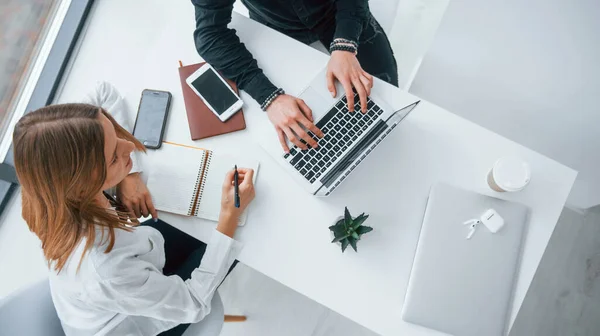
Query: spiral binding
[
  {"left": 187, "top": 151, "right": 213, "bottom": 216},
  {"left": 188, "top": 165, "right": 204, "bottom": 216},
  {"left": 194, "top": 151, "right": 213, "bottom": 216},
  {"left": 325, "top": 124, "right": 397, "bottom": 196}
]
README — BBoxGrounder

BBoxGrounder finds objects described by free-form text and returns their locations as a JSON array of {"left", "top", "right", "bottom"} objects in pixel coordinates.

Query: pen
[{"left": 234, "top": 165, "right": 240, "bottom": 208}]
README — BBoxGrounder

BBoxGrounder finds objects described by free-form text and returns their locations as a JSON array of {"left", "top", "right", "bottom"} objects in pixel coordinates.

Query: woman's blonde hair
[{"left": 13, "top": 103, "right": 145, "bottom": 273}]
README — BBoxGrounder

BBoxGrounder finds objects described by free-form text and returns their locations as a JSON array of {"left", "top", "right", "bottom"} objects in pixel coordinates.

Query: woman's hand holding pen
[{"left": 217, "top": 168, "right": 255, "bottom": 238}]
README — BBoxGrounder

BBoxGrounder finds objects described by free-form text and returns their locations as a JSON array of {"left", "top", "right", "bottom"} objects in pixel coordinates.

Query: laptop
[
  {"left": 402, "top": 183, "right": 529, "bottom": 336},
  {"left": 262, "top": 67, "right": 420, "bottom": 196}
]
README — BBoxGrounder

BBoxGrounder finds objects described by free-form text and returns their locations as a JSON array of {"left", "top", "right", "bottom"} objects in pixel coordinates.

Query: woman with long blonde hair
[{"left": 13, "top": 82, "right": 255, "bottom": 336}]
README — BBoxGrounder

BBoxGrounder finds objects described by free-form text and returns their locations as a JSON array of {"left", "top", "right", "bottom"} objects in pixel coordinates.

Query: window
[
  {"left": 0, "top": 0, "right": 95, "bottom": 215},
  {"left": 0, "top": 0, "right": 60, "bottom": 140}
]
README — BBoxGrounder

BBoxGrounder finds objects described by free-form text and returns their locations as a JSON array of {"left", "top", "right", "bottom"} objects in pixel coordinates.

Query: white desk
[{"left": 58, "top": 1, "right": 576, "bottom": 335}]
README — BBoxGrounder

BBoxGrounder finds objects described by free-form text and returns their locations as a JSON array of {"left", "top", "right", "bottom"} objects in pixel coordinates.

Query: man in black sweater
[{"left": 193, "top": 0, "right": 398, "bottom": 152}]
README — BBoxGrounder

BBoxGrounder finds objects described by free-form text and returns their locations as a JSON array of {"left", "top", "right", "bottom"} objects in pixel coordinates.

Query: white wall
[{"left": 410, "top": 0, "right": 600, "bottom": 209}]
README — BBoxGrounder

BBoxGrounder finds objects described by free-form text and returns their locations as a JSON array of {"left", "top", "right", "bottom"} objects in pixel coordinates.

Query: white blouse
[{"left": 48, "top": 82, "right": 242, "bottom": 336}]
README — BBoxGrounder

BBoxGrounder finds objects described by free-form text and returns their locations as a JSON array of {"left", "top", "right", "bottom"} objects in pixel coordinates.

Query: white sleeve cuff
[
  {"left": 199, "top": 230, "right": 243, "bottom": 273},
  {"left": 129, "top": 151, "right": 142, "bottom": 174},
  {"left": 186, "top": 230, "right": 242, "bottom": 303}
]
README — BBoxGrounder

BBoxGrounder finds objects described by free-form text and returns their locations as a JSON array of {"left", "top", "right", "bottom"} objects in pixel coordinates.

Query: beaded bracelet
[
  {"left": 331, "top": 38, "right": 358, "bottom": 49},
  {"left": 261, "top": 88, "right": 285, "bottom": 111},
  {"left": 329, "top": 36, "right": 358, "bottom": 55},
  {"left": 329, "top": 41, "right": 357, "bottom": 51},
  {"left": 329, "top": 44, "right": 357, "bottom": 55}
]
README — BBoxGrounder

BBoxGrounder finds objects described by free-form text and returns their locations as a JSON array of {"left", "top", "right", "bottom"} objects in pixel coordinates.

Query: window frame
[{"left": 0, "top": 0, "right": 95, "bottom": 217}]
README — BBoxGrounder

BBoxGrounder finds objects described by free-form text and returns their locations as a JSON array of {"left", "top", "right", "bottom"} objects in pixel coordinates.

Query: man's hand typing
[
  {"left": 266, "top": 94, "right": 324, "bottom": 153},
  {"left": 326, "top": 50, "right": 374, "bottom": 113}
]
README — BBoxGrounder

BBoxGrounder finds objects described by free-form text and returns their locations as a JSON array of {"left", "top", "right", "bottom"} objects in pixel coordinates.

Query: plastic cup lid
[{"left": 493, "top": 157, "right": 531, "bottom": 192}]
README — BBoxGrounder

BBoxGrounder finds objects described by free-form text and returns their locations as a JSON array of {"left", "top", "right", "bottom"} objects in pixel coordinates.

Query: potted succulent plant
[{"left": 329, "top": 207, "right": 373, "bottom": 252}]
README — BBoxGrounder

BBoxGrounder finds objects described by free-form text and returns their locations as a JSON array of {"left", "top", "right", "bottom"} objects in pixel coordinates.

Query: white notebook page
[
  {"left": 147, "top": 143, "right": 205, "bottom": 216},
  {"left": 195, "top": 152, "right": 259, "bottom": 226}
]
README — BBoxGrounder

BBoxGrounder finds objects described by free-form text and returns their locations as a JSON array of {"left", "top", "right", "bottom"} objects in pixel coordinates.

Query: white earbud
[{"left": 463, "top": 219, "right": 481, "bottom": 239}]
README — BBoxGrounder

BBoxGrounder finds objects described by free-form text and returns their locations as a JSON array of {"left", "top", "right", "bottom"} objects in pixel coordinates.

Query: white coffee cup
[{"left": 487, "top": 157, "right": 531, "bottom": 192}]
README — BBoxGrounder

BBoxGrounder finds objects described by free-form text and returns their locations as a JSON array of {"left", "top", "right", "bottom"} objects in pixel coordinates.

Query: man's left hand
[
  {"left": 116, "top": 173, "right": 158, "bottom": 219},
  {"left": 326, "top": 50, "right": 373, "bottom": 113}
]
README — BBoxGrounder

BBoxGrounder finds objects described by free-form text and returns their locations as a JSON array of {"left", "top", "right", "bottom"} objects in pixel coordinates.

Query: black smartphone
[{"left": 133, "top": 89, "right": 171, "bottom": 149}]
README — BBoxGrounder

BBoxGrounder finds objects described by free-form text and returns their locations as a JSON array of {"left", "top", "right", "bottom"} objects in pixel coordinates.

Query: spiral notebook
[{"left": 147, "top": 142, "right": 259, "bottom": 226}]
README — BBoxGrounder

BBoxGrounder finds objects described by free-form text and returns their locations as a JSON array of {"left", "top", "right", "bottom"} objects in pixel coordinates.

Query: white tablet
[{"left": 186, "top": 63, "right": 243, "bottom": 122}]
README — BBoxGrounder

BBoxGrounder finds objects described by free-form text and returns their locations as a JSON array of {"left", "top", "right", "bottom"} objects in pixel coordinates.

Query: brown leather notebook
[{"left": 178, "top": 62, "right": 246, "bottom": 140}]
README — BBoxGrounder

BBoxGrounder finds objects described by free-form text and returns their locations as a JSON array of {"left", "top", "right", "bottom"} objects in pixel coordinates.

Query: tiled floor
[{"left": 509, "top": 208, "right": 600, "bottom": 336}]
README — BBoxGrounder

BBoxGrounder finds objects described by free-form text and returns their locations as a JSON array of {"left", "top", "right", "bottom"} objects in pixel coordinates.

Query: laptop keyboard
[{"left": 283, "top": 93, "right": 384, "bottom": 184}]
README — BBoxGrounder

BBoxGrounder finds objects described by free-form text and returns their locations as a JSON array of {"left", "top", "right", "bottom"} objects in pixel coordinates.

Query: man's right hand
[{"left": 266, "top": 94, "right": 323, "bottom": 153}]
